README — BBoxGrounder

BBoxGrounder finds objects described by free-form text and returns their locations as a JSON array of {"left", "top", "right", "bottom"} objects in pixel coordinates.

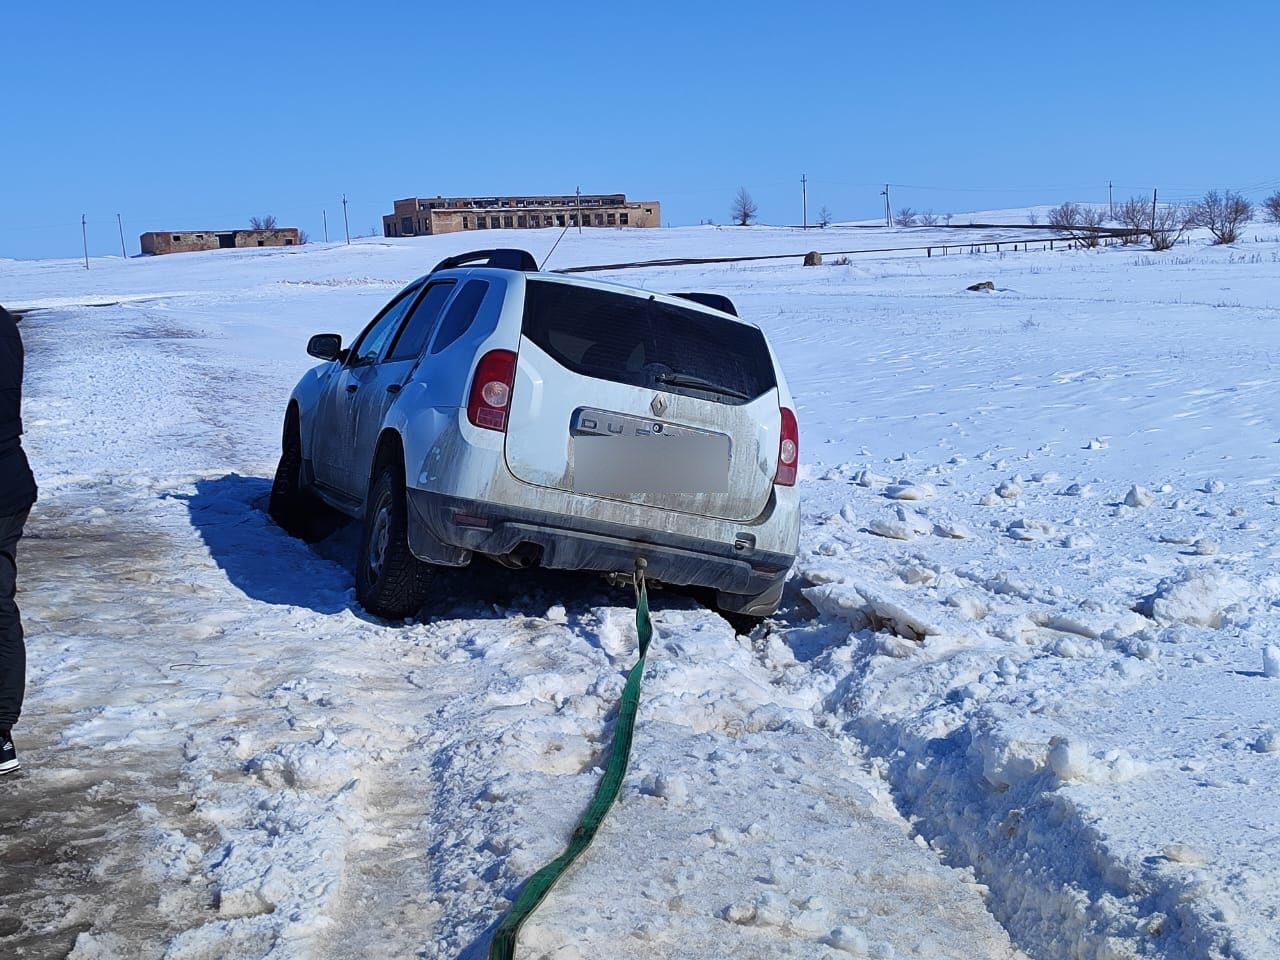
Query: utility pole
[
  {"left": 81, "top": 214, "right": 89, "bottom": 269},
  {"left": 1108, "top": 181, "right": 1114, "bottom": 219},
  {"left": 323, "top": 209, "right": 329, "bottom": 243},
  {"left": 1150, "top": 187, "right": 1158, "bottom": 234},
  {"left": 801, "top": 174, "right": 808, "bottom": 230},
  {"left": 116, "top": 213, "right": 127, "bottom": 259},
  {"left": 342, "top": 194, "right": 350, "bottom": 245},
  {"left": 880, "top": 184, "right": 892, "bottom": 226},
  {"left": 575, "top": 186, "right": 582, "bottom": 234}
]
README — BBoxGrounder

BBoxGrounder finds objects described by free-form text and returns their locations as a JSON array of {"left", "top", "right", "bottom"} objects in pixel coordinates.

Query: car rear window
[{"left": 521, "top": 279, "right": 776, "bottom": 404}]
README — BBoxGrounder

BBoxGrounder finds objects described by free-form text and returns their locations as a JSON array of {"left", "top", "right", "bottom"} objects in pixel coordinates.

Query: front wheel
[
  {"left": 269, "top": 410, "right": 332, "bottom": 542},
  {"left": 356, "top": 461, "right": 432, "bottom": 618}
]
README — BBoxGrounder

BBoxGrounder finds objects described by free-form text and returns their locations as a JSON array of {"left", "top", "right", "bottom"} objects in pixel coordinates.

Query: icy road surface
[{"left": 1, "top": 222, "right": 1278, "bottom": 959}]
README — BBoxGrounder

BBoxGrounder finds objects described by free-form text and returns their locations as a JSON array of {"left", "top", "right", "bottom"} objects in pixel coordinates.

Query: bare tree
[
  {"left": 919, "top": 211, "right": 939, "bottom": 226},
  {"left": 1077, "top": 206, "right": 1108, "bottom": 247},
  {"left": 1150, "top": 204, "right": 1191, "bottom": 251},
  {"left": 1115, "top": 197, "right": 1153, "bottom": 243},
  {"left": 1262, "top": 190, "right": 1280, "bottom": 224},
  {"left": 1191, "top": 190, "right": 1254, "bottom": 244},
  {"left": 250, "top": 214, "right": 279, "bottom": 230},
  {"left": 731, "top": 188, "right": 758, "bottom": 226},
  {"left": 1048, "top": 202, "right": 1106, "bottom": 248},
  {"left": 297, "top": 229, "right": 310, "bottom": 245},
  {"left": 943, "top": 213, "right": 954, "bottom": 226},
  {"left": 1026, "top": 209, "right": 1040, "bottom": 225},
  {"left": 817, "top": 206, "right": 833, "bottom": 228},
  {"left": 894, "top": 207, "right": 917, "bottom": 226},
  {"left": 1047, "top": 201, "right": 1082, "bottom": 230}
]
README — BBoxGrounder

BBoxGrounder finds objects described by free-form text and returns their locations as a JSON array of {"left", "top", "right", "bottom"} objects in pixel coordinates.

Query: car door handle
[
  {"left": 386, "top": 383, "right": 402, "bottom": 394},
  {"left": 346, "top": 384, "right": 359, "bottom": 393}
]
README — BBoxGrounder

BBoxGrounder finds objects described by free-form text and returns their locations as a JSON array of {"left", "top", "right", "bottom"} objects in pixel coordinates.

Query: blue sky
[{"left": 3, "top": 2, "right": 1278, "bottom": 260}]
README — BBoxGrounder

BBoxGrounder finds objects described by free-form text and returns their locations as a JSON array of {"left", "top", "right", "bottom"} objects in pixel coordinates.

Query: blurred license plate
[{"left": 572, "top": 410, "right": 729, "bottom": 495}]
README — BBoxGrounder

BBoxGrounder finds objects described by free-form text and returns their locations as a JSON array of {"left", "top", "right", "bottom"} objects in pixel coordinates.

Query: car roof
[{"left": 418, "top": 263, "right": 753, "bottom": 327}]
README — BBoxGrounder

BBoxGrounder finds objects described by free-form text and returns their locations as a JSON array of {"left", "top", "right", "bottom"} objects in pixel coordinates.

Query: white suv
[{"left": 269, "top": 249, "right": 799, "bottom": 625}]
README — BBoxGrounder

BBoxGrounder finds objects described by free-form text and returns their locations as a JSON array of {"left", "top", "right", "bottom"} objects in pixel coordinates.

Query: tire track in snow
[{"left": 9, "top": 302, "right": 1028, "bottom": 960}]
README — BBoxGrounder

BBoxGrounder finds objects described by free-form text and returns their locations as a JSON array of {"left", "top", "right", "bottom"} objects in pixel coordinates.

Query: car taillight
[
  {"left": 775, "top": 407, "right": 798, "bottom": 486},
  {"left": 467, "top": 350, "right": 517, "bottom": 432}
]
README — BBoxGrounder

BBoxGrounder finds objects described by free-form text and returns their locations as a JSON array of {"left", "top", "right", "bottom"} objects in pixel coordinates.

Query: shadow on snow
[{"left": 175, "top": 473, "right": 675, "bottom": 622}]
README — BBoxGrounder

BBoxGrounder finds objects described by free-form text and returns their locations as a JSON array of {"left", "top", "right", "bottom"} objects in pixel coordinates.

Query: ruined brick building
[
  {"left": 140, "top": 228, "right": 300, "bottom": 255},
  {"left": 382, "top": 194, "right": 660, "bottom": 238}
]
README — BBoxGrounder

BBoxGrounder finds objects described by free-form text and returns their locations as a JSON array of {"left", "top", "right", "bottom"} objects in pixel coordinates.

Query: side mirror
[{"left": 307, "top": 333, "right": 343, "bottom": 361}]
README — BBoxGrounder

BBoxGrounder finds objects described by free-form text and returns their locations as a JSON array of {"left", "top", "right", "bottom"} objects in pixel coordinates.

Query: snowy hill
[{"left": 2, "top": 220, "right": 1279, "bottom": 958}]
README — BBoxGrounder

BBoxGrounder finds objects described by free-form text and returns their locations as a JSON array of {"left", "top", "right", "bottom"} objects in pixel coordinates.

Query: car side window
[
  {"left": 386, "top": 280, "right": 455, "bottom": 362},
  {"left": 430, "top": 279, "right": 490, "bottom": 355},
  {"left": 348, "top": 284, "right": 422, "bottom": 366}
]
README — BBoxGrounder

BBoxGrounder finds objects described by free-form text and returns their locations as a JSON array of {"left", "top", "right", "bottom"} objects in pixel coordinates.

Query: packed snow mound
[{"left": 1141, "top": 569, "right": 1254, "bottom": 628}]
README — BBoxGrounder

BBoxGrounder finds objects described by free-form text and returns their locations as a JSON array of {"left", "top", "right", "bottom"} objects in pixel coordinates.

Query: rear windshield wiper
[{"left": 653, "top": 371, "right": 749, "bottom": 401}]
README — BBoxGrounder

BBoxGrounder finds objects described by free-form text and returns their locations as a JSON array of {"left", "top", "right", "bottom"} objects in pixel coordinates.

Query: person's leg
[{"left": 0, "top": 508, "right": 29, "bottom": 732}]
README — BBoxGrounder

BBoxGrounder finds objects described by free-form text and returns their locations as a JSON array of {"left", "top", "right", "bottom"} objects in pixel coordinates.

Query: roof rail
[
  {"left": 430, "top": 248, "right": 539, "bottom": 273},
  {"left": 672, "top": 292, "right": 738, "bottom": 316}
]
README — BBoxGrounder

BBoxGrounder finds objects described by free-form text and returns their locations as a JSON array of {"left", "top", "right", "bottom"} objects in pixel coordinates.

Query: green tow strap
[{"left": 488, "top": 565, "right": 654, "bottom": 960}]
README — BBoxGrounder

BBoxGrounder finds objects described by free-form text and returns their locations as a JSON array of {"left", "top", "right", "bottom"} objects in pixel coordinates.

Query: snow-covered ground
[{"left": 2, "top": 219, "right": 1278, "bottom": 959}]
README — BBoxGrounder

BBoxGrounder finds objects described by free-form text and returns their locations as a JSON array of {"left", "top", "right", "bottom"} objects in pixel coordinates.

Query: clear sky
[{"left": 3, "top": 1, "right": 1278, "bottom": 260}]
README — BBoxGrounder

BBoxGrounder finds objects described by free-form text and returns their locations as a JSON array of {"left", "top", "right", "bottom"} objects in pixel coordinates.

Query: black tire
[
  {"left": 355, "top": 458, "right": 432, "bottom": 618},
  {"left": 717, "top": 610, "right": 765, "bottom": 636},
  {"left": 269, "top": 410, "right": 331, "bottom": 542},
  {"left": 714, "top": 576, "right": 786, "bottom": 635}
]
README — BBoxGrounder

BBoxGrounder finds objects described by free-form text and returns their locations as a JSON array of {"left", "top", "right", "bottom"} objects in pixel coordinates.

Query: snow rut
[
  {"left": 784, "top": 462, "right": 1280, "bottom": 960},
  {"left": 2, "top": 467, "right": 1027, "bottom": 960}
]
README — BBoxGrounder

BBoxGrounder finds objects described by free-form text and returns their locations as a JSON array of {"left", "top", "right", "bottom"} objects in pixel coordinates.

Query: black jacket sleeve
[{"left": 0, "top": 306, "right": 37, "bottom": 514}]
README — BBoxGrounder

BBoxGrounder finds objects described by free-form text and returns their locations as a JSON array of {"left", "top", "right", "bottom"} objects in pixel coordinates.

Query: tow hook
[{"left": 606, "top": 558, "right": 653, "bottom": 588}]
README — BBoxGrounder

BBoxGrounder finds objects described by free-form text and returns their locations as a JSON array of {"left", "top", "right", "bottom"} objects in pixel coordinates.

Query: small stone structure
[{"left": 139, "top": 229, "right": 301, "bottom": 256}]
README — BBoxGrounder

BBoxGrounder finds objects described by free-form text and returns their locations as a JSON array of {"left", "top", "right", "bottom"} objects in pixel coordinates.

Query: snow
[{"left": 3, "top": 217, "right": 1280, "bottom": 958}]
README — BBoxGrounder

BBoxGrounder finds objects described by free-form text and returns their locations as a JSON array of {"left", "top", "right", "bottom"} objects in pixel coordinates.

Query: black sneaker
[{"left": 0, "top": 729, "right": 18, "bottom": 775}]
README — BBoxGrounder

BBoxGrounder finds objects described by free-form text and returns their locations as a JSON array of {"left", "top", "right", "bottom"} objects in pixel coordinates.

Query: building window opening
[
  {"left": 606, "top": 213, "right": 616, "bottom": 225},
  {"left": 503, "top": 215, "right": 514, "bottom": 228},
  {"left": 620, "top": 213, "right": 629, "bottom": 225},
  {"left": 556, "top": 214, "right": 566, "bottom": 227},
  {"left": 172, "top": 235, "right": 182, "bottom": 241}
]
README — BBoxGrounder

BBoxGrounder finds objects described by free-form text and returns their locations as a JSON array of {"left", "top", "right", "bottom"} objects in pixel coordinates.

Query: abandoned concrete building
[
  {"left": 139, "top": 228, "right": 301, "bottom": 256},
  {"left": 382, "top": 194, "right": 661, "bottom": 238}
]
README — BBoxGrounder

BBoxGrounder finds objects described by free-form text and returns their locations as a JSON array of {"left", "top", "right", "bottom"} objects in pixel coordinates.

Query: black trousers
[{"left": 0, "top": 508, "right": 28, "bottom": 730}]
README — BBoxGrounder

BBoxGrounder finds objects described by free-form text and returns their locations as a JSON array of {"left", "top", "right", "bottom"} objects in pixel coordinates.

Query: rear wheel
[
  {"left": 356, "top": 458, "right": 432, "bottom": 618},
  {"left": 714, "top": 576, "right": 786, "bottom": 635},
  {"left": 269, "top": 410, "right": 331, "bottom": 542}
]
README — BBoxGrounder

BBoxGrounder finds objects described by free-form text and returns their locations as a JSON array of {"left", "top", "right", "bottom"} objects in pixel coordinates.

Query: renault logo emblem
[{"left": 650, "top": 394, "right": 668, "bottom": 417}]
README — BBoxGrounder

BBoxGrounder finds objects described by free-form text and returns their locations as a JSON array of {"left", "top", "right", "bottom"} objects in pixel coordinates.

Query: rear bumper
[{"left": 406, "top": 490, "right": 793, "bottom": 597}]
